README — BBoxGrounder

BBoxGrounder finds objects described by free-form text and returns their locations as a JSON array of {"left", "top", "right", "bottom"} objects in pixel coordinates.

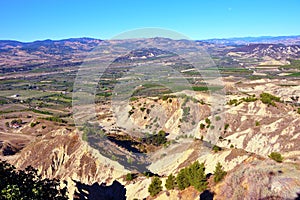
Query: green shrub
[
  {"left": 82, "top": 132, "right": 88, "bottom": 141},
  {"left": 215, "top": 116, "right": 221, "bottom": 121},
  {"left": 162, "top": 96, "right": 168, "bottom": 101},
  {"left": 30, "top": 121, "right": 40, "bottom": 127},
  {"left": 255, "top": 121, "right": 260, "bottom": 126},
  {"left": 242, "top": 95, "right": 257, "bottom": 102},
  {"left": 128, "top": 110, "right": 134, "bottom": 116},
  {"left": 224, "top": 123, "right": 229, "bottom": 130},
  {"left": 205, "top": 118, "right": 211, "bottom": 125},
  {"left": 126, "top": 173, "right": 134, "bottom": 181},
  {"left": 269, "top": 152, "right": 283, "bottom": 163},
  {"left": 148, "top": 177, "right": 162, "bottom": 197},
  {"left": 228, "top": 99, "right": 239, "bottom": 106},
  {"left": 200, "top": 123, "right": 205, "bottom": 130},
  {"left": 130, "top": 97, "right": 138, "bottom": 101},
  {"left": 297, "top": 108, "right": 300, "bottom": 114},
  {"left": 212, "top": 145, "right": 222, "bottom": 153}
]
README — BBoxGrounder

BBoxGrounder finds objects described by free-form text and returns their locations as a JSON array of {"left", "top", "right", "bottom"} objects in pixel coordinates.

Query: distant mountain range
[
  {"left": 1, "top": 35, "right": 300, "bottom": 46},
  {"left": 202, "top": 35, "right": 300, "bottom": 45},
  {"left": 1, "top": 36, "right": 300, "bottom": 74}
]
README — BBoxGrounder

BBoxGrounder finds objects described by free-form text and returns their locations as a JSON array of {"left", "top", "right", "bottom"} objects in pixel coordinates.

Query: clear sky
[{"left": 1, "top": 0, "right": 299, "bottom": 42}]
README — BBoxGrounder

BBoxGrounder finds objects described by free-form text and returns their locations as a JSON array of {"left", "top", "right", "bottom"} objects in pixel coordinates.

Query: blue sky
[{"left": 1, "top": 0, "right": 299, "bottom": 41}]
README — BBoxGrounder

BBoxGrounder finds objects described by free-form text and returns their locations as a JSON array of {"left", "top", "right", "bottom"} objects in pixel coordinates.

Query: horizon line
[{"left": 0, "top": 34, "right": 299, "bottom": 43}]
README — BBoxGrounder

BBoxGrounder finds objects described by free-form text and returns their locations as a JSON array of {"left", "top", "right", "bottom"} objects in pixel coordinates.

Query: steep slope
[
  {"left": 10, "top": 128, "right": 127, "bottom": 199},
  {"left": 214, "top": 159, "right": 300, "bottom": 200}
]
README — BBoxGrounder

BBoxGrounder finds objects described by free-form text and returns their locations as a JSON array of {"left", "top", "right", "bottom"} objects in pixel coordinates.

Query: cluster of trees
[
  {"left": 148, "top": 161, "right": 227, "bottom": 197},
  {"left": 143, "top": 130, "right": 167, "bottom": 146},
  {"left": 260, "top": 93, "right": 281, "bottom": 106},
  {"left": 0, "top": 161, "right": 68, "bottom": 200}
]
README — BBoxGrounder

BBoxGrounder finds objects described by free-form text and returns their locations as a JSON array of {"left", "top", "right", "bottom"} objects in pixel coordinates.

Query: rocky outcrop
[
  {"left": 10, "top": 128, "right": 127, "bottom": 199},
  {"left": 214, "top": 160, "right": 300, "bottom": 200}
]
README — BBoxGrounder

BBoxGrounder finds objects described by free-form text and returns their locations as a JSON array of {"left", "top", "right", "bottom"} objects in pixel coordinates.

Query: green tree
[
  {"left": 165, "top": 174, "right": 176, "bottom": 190},
  {"left": 186, "top": 161, "right": 207, "bottom": 192},
  {"left": 148, "top": 177, "right": 162, "bottom": 197},
  {"left": 213, "top": 162, "right": 227, "bottom": 183},
  {"left": 0, "top": 161, "right": 68, "bottom": 200},
  {"left": 176, "top": 161, "right": 207, "bottom": 192},
  {"left": 176, "top": 168, "right": 190, "bottom": 190}
]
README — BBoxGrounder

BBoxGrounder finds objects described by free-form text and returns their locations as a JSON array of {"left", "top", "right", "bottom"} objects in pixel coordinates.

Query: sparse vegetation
[
  {"left": 30, "top": 108, "right": 52, "bottom": 115},
  {"left": 215, "top": 116, "right": 221, "bottom": 121},
  {"left": 182, "top": 106, "right": 190, "bottom": 122},
  {"left": 228, "top": 95, "right": 257, "bottom": 106},
  {"left": 43, "top": 116, "right": 67, "bottom": 124}
]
